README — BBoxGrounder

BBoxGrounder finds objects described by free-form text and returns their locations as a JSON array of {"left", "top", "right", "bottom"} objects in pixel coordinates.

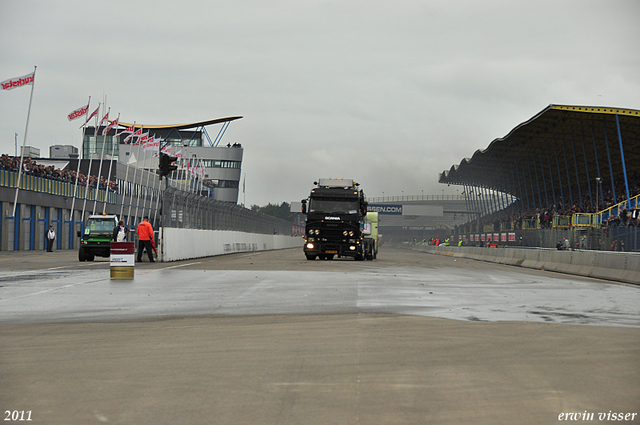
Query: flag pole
[
  {"left": 120, "top": 121, "right": 135, "bottom": 222},
  {"left": 82, "top": 103, "right": 101, "bottom": 221},
  {"left": 70, "top": 96, "right": 91, "bottom": 224},
  {"left": 151, "top": 136, "right": 163, "bottom": 226},
  {"left": 134, "top": 131, "right": 151, "bottom": 223},
  {"left": 93, "top": 107, "right": 110, "bottom": 214},
  {"left": 127, "top": 126, "right": 143, "bottom": 225},
  {"left": 11, "top": 66, "right": 37, "bottom": 218},
  {"left": 103, "top": 112, "right": 120, "bottom": 213},
  {"left": 140, "top": 135, "right": 157, "bottom": 218}
]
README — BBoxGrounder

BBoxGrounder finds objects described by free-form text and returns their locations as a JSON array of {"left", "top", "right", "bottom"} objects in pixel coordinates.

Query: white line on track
[
  {"left": 0, "top": 278, "right": 106, "bottom": 304},
  {"left": 161, "top": 262, "right": 203, "bottom": 269}
]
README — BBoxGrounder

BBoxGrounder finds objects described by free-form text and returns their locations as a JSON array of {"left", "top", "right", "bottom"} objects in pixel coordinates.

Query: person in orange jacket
[{"left": 136, "top": 216, "right": 155, "bottom": 263}]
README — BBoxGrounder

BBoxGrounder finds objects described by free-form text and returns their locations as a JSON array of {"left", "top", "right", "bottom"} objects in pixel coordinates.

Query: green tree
[{"left": 250, "top": 202, "right": 292, "bottom": 221}]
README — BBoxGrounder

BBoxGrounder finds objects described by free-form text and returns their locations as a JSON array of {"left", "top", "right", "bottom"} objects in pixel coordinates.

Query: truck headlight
[{"left": 306, "top": 243, "right": 315, "bottom": 250}]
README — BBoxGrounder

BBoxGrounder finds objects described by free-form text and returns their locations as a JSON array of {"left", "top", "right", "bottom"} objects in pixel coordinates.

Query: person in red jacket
[{"left": 136, "top": 217, "right": 155, "bottom": 263}]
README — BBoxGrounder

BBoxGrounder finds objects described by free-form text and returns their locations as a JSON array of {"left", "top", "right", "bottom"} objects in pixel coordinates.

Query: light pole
[{"left": 595, "top": 177, "right": 601, "bottom": 212}]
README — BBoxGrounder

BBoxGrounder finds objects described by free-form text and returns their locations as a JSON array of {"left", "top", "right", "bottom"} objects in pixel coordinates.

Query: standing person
[
  {"left": 113, "top": 220, "right": 129, "bottom": 242},
  {"left": 136, "top": 217, "right": 155, "bottom": 263},
  {"left": 46, "top": 225, "right": 56, "bottom": 252}
]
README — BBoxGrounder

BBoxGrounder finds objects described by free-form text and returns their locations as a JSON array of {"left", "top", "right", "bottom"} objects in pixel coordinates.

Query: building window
[{"left": 202, "top": 160, "right": 241, "bottom": 169}]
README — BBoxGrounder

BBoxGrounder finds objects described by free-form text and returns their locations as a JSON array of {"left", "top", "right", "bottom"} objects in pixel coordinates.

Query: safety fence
[
  {"left": 454, "top": 226, "right": 639, "bottom": 253},
  {"left": 160, "top": 186, "right": 296, "bottom": 235}
]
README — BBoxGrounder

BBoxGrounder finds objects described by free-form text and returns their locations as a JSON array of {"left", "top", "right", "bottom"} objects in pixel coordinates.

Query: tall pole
[
  {"left": 120, "top": 122, "right": 135, "bottom": 222},
  {"left": 615, "top": 114, "right": 631, "bottom": 205},
  {"left": 127, "top": 126, "right": 143, "bottom": 225},
  {"left": 93, "top": 107, "right": 110, "bottom": 214},
  {"left": 82, "top": 104, "right": 101, "bottom": 221},
  {"left": 12, "top": 66, "right": 37, "bottom": 218},
  {"left": 103, "top": 112, "right": 120, "bottom": 213},
  {"left": 70, "top": 96, "right": 91, "bottom": 224}
]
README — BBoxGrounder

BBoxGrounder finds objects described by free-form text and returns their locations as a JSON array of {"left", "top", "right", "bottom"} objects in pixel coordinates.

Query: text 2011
[{"left": 4, "top": 411, "right": 32, "bottom": 421}]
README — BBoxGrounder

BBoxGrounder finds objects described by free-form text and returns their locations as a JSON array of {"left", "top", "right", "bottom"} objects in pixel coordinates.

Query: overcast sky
[{"left": 1, "top": 0, "right": 639, "bottom": 206}]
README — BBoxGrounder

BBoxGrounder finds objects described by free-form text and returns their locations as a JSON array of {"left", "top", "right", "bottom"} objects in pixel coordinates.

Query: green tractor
[{"left": 78, "top": 214, "right": 118, "bottom": 262}]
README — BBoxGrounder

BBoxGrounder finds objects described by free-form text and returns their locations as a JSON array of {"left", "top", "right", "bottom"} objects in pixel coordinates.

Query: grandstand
[{"left": 439, "top": 105, "right": 639, "bottom": 251}]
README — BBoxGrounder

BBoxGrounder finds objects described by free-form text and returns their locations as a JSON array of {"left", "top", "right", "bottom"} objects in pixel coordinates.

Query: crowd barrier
[
  {"left": 1, "top": 169, "right": 116, "bottom": 203},
  {"left": 416, "top": 245, "right": 640, "bottom": 285}
]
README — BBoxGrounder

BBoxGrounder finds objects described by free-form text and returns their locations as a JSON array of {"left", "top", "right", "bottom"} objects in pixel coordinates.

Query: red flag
[
  {"left": 102, "top": 117, "right": 119, "bottom": 135},
  {"left": 1, "top": 71, "right": 35, "bottom": 91},
  {"left": 67, "top": 103, "right": 89, "bottom": 121},
  {"left": 97, "top": 112, "right": 109, "bottom": 129},
  {"left": 82, "top": 106, "right": 99, "bottom": 126},
  {"left": 124, "top": 127, "right": 142, "bottom": 144},
  {"left": 115, "top": 124, "right": 134, "bottom": 137}
]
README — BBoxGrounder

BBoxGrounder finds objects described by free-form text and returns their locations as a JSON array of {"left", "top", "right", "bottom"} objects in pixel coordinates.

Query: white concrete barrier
[
  {"left": 159, "top": 227, "right": 304, "bottom": 262},
  {"left": 417, "top": 245, "right": 640, "bottom": 285}
]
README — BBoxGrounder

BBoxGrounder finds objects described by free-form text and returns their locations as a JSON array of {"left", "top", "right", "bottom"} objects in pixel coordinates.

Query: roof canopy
[
  {"left": 439, "top": 105, "right": 640, "bottom": 209},
  {"left": 117, "top": 116, "right": 243, "bottom": 130}
]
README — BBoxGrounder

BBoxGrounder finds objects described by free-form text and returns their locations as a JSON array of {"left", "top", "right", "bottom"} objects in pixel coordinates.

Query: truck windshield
[
  {"left": 309, "top": 199, "right": 358, "bottom": 214},
  {"left": 85, "top": 219, "right": 115, "bottom": 233}
]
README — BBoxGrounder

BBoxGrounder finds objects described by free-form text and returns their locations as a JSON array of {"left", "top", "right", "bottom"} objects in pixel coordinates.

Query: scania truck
[{"left": 301, "top": 178, "right": 374, "bottom": 261}]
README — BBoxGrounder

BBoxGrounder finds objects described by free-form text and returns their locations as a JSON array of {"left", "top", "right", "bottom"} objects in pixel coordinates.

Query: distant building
[
  {"left": 50, "top": 145, "right": 79, "bottom": 159},
  {"left": 83, "top": 116, "right": 243, "bottom": 203},
  {"left": 21, "top": 146, "right": 40, "bottom": 158}
]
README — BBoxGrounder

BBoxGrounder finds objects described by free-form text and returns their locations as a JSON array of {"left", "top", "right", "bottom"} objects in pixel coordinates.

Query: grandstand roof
[
  {"left": 439, "top": 105, "right": 640, "bottom": 207},
  {"left": 117, "top": 116, "right": 243, "bottom": 130}
]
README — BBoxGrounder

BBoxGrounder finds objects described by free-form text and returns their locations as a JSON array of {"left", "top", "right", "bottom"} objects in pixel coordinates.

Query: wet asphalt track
[
  {"left": 1, "top": 246, "right": 639, "bottom": 425},
  {"left": 0, "top": 246, "right": 638, "bottom": 326}
]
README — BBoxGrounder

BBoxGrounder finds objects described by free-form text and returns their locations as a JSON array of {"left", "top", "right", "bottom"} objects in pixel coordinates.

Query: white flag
[{"left": 1, "top": 71, "right": 35, "bottom": 91}]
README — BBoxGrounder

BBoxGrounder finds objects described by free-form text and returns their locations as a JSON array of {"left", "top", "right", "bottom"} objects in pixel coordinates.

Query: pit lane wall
[
  {"left": 417, "top": 245, "right": 640, "bottom": 285},
  {"left": 159, "top": 227, "right": 304, "bottom": 262}
]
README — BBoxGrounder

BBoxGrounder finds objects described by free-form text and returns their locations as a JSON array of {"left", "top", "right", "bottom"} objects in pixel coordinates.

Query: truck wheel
[
  {"left": 365, "top": 243, "right": 373, "bottom": 260},
  {"left": 87, "top": 253, "right": 95, "bottom": 262},
  {"left": 78, "top": 247, "right": 86, "bottom": 262},
  {"left": 306, "top": 254, "right": 316, "bottom": 261}
]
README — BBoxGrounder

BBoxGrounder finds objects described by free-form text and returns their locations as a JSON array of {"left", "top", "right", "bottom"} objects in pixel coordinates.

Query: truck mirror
[{"left": 301, "top": 199, "right": 307, "bottom": 214}]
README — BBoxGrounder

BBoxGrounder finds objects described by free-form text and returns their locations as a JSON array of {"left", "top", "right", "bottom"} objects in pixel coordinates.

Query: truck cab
[
  {"left": 78, "top": 214, "right": 118, "bottom": 261},
  {"left": 302, "top": 179, "right": 370, "bottom": 261}
]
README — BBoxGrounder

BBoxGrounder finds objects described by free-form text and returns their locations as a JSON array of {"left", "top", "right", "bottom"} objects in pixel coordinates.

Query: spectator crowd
[
  {"left": 467, "top": 177, "right": 640, "bottom": 231},
  {"left": 1, "top": 154, "right": 118, "bottom": 192}
]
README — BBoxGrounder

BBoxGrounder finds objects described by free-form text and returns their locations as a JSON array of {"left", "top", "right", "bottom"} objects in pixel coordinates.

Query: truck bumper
[{"left": 304, "top": 241, "right": 362, "bottom": 258}]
